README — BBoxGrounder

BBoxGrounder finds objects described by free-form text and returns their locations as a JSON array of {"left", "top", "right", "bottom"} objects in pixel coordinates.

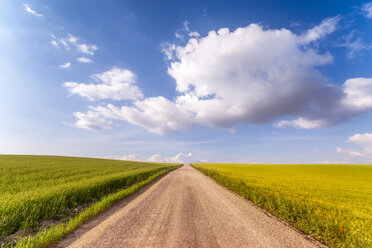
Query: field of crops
[
  {"left": 192, "top": 163, "right": 372, "bottom": 248},
  {"left": 0, "top": 155, "right": 178, "bottom": 243}
]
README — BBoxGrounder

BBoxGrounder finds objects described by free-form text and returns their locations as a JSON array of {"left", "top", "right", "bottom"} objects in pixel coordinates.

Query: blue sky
[{"left": 1, "top": 0, "right": 372, "bottom": 163}]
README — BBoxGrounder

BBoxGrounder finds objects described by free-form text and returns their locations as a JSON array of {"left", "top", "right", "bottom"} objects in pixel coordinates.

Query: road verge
[{"left": 9, "top": 167, "right": 177, "bottom": 248}]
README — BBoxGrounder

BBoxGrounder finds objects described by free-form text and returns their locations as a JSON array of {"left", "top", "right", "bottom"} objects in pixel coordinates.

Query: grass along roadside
[
  {"left": 192, "top": 163, "right": 372, "bottom": 248},
  {"left": 0, "top": 155, "right": 178, "bottom": 240},
  {"left": 4, "top": 167, "right": 175, "bottom": 248}
]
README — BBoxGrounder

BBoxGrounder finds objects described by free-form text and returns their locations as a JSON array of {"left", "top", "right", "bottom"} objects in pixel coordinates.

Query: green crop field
[
  {"left": 0, "top": 155, "right": 179, "bottom": 246},
  {"left": 192, "top": 163, "right": 372, "bottom": 248}
]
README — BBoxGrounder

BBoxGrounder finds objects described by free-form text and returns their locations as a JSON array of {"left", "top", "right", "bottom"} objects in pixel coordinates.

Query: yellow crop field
[{"left": 192, "top": 163, "right": 372, "bottom": 248}]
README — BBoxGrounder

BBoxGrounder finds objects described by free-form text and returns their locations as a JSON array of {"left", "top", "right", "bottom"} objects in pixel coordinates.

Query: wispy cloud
[
  {"left": 67, "top": 34, "right": 98, "bottom": 55},
  {"left": 120, "top": 154, "right": 139, "bottom": 161},
  {"left": 362, "top": 2, "right": 372, "bottom": 18},
  {"left": 51, "top": 34, "right": 98, "bottom": 55},
  {"left": 183, "top": 21, "right": 190, "bottom": 32},
  {"left": 300, "top": 16, "right": 340, "bottom": 44},
  {"left": 336, "top": 147, "right": 362, "bottom": 157},
  {"left": 174, "top": 20, "right": 200, "bottom": 41},
  {"left": 76, "top": 57, "right": 93, "bottom": 63},
  {"left": 189, "top": 31, "right": 200, "bottom": 38},
  {"left": 275, "top": 118, "right": 328, "bottom": 129},
  {"left": 336, "top": 133, "right": 372, "bottom": 163},
  {"left": 175, "top": 32, "right": 184, "bottom": 40},
  {"left": 23, "top": 3, "right": 42, "bottom": 17},
  {"left": 339, "top": 31, "right": 372, "bottom": 58},
  {"left": 59, "top": 62, "right": 71, "bottom": 69},
  {"left": 51, "top": 40, "right": 59, "bottom": 48}
]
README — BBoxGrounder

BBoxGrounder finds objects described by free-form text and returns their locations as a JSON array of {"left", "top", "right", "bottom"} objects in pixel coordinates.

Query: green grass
[
  {"left": 192, "top": 163, "right": 372, "bottom": 248},
  {"left": 13, "top": 169, "right": 171, "bottom": 248},
  {"left": 0, "top": 155, "right": 179, "bottom": 243}
]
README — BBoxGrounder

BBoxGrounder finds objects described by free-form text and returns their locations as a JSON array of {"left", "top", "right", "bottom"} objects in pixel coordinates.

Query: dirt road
[{"left": 58, "top": 164, "right": 326, "bottom": 248}]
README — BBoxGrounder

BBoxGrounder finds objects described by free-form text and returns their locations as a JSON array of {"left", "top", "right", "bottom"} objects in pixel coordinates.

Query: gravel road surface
[{"left": 58, "top": 164, "right": 326, "bottom": 248}]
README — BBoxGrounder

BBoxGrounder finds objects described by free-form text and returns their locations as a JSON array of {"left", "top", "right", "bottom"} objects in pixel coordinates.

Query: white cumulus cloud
[
  {"left": 63, "top": 68, "right": 143, "bottom": 102},
  {"left": 67, "top": 21, "right": 372, "bottom": 134},
  {"left": 275, "top": 77, "right": 372, "bottom": 129},
  {"left": 275, "top": 78, "right": 372, "bottom": 129},
  {"left": 23, "top": 3, "right": 42, "bottom": 17},
  {"left": 74, "top": 111, "right": 112, "bottom": 131},
  {"left": 349, "top": 133, "right": 372, "bottom": 154},
  {"left": 342, "top": 78, "right": 372, "bottom": 111},
  {"left": 118, "top": 152, "right": 193, "bottom": 163},
  {"left": 84, "top": 99, "right": 193, "bottom": 134},
  {"left": 148, "top": 152, "right": 192, "bottom": 163}
]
